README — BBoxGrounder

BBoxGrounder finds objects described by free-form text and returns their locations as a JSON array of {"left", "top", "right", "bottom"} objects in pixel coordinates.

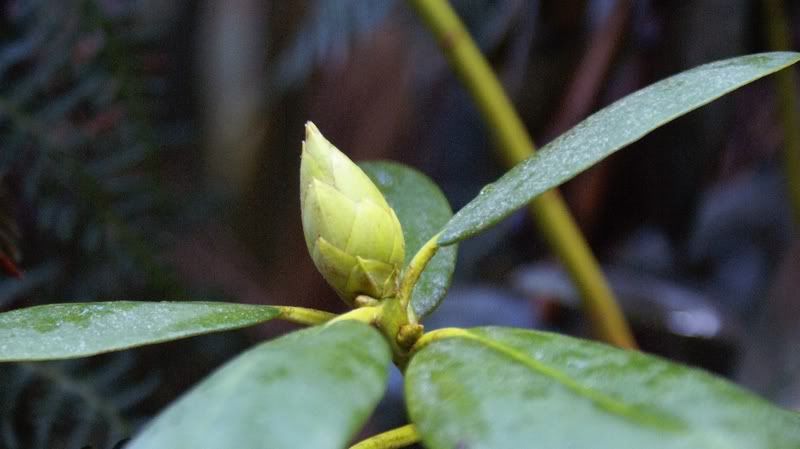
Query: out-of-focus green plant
[
  {"left": 1, "top": 49, "right": 799, "bottom": 449},
  {"left": 764, "top": 0, "right": 800, "bottom": 226},
  {"left": 409, "top": 0, "right": 639, "bottom": 349}
]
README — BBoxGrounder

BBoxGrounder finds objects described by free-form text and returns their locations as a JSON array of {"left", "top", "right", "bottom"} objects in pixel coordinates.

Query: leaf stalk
[
  {"left": 276, "top": 306, "right": 337, "bottom": 326},
  {"left": 326, "top": 306, "right": 382, "bottom": 326},
  {"left": 398, "top": 233, "right": 440, "bottom": 321},
  {"left": 348, "top": 424, "right": 420, "bottom": 449}
]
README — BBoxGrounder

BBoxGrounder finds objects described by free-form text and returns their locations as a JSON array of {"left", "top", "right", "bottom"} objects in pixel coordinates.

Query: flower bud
[{"left": 300, "top": 122, "right": 405, "bottom": 306}]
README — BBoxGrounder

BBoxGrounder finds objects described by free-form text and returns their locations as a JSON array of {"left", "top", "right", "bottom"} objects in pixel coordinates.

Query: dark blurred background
[{"left": 1, "top": 0, "right": 799, "bottom": 447}]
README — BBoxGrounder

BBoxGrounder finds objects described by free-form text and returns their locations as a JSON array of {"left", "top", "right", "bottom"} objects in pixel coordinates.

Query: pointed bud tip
[
  {"left": 305, "top": 121, "right": 319, "bottom": 132},
  {"left": 302, "top": 121, "right": 337, "bottom": 164},
  {"left": 304, "top": 121, "right": 322, "bottom": 144}
]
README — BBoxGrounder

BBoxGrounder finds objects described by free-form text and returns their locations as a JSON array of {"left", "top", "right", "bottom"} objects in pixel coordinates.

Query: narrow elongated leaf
[
  {"left": 0, "top": 301, "right": 280, "bottom": 361},
  {"left": 406, "top": 327, "right": 800, "bottom": 449},
  {"left": 128, "top": 321, "right": 391, "bottom": 449},
  {"left": 361, "top": 161, "right": 457, "bottom": 317},
  {"left": 439, "top": 52, "right": 800, "bottom": 245}
]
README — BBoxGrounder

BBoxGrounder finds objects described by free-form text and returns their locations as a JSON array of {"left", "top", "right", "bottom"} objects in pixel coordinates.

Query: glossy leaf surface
[
  {"left": 439, "top": 52, "right": 800, "bottom": 244},
  {"left": 129, "top": 321, "right": 390, "bottom": 449},
  {"left": 0, "top": 301, "right": 280, "bottom": 361},
  {"left": 406, "top": 327, "right": 800, "bottom": 449},
  {"left": 361, "top": 161, "right": 457, "bottom": 317}
]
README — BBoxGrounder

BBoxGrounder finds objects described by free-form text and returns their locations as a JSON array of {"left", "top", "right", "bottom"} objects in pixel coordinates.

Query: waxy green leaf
[
  {"left": 361, "top": 161, "right": 457, "bottom": 318},
  {"left": 0, "top": 301, "right": 280, "bottom": 361},
  {"left": 439, "top": 52, "right": 800, "bottom": 245},
  {"left": 406, "top": 327, "right": 800, "bottom": 449},
  {"left": 128, "top": 321, "right": 391, "bottom": 449}
]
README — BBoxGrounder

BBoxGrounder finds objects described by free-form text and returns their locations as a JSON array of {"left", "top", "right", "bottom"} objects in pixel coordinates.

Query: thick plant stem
[
  {"left": 408, "top": 0, "right": 637, "bottom": 348},
  {"left": 349, "top": 424, "right": 420, "bottom": 449},
  {"left": 764, "top": 0, "right": 800, "bottom": 226},
  {"left": 275, "top": 306, "right": 336, "bottom": 326}
]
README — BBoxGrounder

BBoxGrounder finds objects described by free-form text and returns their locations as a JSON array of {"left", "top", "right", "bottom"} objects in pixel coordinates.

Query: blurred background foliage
[{"left": 1, "top": 0, "right": 799, "bottom": 447}]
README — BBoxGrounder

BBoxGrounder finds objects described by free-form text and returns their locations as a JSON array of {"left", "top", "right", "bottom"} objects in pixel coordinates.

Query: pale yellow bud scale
[{"left": 300, "top": 122, "right": 405, "bottom": 306}]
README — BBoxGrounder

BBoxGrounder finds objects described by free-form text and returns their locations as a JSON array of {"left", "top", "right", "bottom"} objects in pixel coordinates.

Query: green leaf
[
  {"left": 128, "top": 321, "right": 391, "bottom": 449},
  {"left": 361, "top": 161, "right": 457, "bottom": 317},
  {"left": 406, "top": 327, "right": 800, "bottom": 449},
  {"left": 0, "top": 301, "right": 280, "bottom": 361},
  {"left": 439, "top": 52, "right": 800, "bottom": 245}
]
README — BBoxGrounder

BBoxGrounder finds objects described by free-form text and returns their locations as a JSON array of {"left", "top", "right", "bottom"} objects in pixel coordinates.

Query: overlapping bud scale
[{"left": 300, "top": 122, "right": 405, "bottom": 306}]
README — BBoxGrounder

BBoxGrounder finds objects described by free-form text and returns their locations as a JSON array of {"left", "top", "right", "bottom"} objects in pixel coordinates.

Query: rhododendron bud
[{"left": 300, "top": 122, "right": 405, "bottom": 306}]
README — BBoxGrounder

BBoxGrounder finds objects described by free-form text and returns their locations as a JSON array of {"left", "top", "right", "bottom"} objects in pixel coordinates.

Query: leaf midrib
[{"left": 442, "top": 330, "right": 686, "bottom": 431}]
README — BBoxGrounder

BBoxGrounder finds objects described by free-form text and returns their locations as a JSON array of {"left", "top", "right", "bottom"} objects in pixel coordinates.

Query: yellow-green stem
[
  {"left": 410, "top": 327, "right": 470, "bottom": 356},
  {"left": 349, "top": 424, "right": 420, "bottom": 449},
  {"left": 764, "top": 0, "right": 800, "bottom": 226},
  {"left": 326, "top": 305, "right": 382, "bottom": 326},
  {"left": 407, "top": 0, "right": 637, "bottom": 348},
  {"left": 275, "top": 306, "right": 336, "bottom": 326},
  {"left": 398, "top": 233, "right": 440, "bottom": 320}
]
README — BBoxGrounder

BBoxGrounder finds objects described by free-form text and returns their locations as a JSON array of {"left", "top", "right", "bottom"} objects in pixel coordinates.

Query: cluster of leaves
[{"left": 1, "top": 52, "right": 799, "bottom": 448}]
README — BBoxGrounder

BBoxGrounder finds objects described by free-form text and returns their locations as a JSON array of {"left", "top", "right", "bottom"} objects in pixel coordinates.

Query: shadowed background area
[{"left": 1, "top": 0, "right": 799, "bottom": 447}]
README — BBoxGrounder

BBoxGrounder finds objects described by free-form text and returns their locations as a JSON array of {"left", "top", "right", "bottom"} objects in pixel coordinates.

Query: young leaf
[
  {"left": 406, "top": 327, "right": 800, "bottom": 449},
  {"left": 360, "top": 161, "right": 457, "bottom": 317},
  {"left": 127, "top": 321, "right": 391, "bottom": 449},
  {"left": 439, "top": 52, "right": 800, "bottom": 245},
  {"left": 0, "top": 302, "right": 280, "bottom": 361}
]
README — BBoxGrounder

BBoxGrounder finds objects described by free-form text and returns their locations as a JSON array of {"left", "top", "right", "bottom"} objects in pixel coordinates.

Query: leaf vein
[{"left": 455, "top": 331, "right": 686, "bottom": 431}]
